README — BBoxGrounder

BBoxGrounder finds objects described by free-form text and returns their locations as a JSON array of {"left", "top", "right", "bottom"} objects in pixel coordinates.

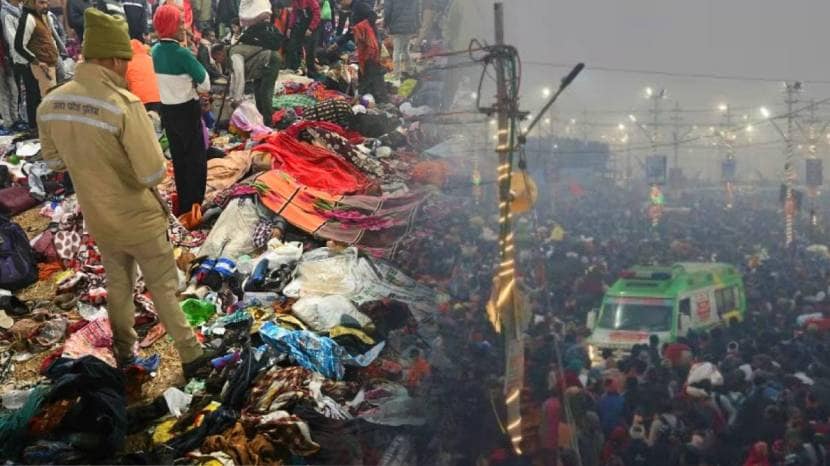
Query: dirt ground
[{"left": 5, "top": 207, "right": 182, "bottom": 404}]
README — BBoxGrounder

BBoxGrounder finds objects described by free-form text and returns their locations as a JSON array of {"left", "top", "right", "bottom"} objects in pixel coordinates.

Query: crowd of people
[
  {"left": 0, "top": 0, "right": 441, "bottom": 134},
  {"left": 500, "top": 185, "right": 830, "bottom": 466},
  {"left": 3, "top": 0, "right": 830, "bottom": 464},
  {"left": 0, "top": 0, "right": 512, "bottom": 464}
]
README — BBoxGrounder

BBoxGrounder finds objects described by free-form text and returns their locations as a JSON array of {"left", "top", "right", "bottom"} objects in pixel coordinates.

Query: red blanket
[{"left": 253, "top": 131, "right": 371, "bottom": 195}]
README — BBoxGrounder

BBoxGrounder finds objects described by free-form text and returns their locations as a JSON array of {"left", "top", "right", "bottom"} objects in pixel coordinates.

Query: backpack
[
  {"left": 0, "top": 215, "right": 38, "bottom": 291},
  {"left": 239, "top": 21, "right": 285, "bottom": 50}
]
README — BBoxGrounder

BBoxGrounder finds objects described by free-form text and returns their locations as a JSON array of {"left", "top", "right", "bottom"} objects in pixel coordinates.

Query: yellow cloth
[
  {"left": 152, "top": 402, "right": 222, "bottom": 444},
  {"left": 38, "top": 63, "right": 169, "bottom": 246},
  {"left": 274, "top": 314, "right": 308, "bottom": 331},
  {"left": 329, "top": 326, "right": 375, "bottom": 345},
  {"left": 398, "top": 79, "right": 417, "bottom": 98},
  {"left": 549, "top": 225, "right": 565, "bottom": 242}
]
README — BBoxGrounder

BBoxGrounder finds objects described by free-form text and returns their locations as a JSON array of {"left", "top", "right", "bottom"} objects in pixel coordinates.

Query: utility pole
[
  {"left": 492, "top": 3, "right": 516, "bottom": 336},
  {"left": 490, "top": 2, "right": 525, "bottom": 458},
  {"left": 648, "top": 88, "right": 665, "bottom": 154},
  {"left": 671, "top": 102, "right": 682, "bottom": 169},
  {"left": 784, "top": 82, "right": 801, "bottom": 247},
  {"left": 794, "top": 99, "right": 827, "bottom": 236},
  {"left": 717, "top": 103, "right": 736, "bottom": 207},
  {"left": 670, "top": 101, "right": 694, "bottom": 188}
]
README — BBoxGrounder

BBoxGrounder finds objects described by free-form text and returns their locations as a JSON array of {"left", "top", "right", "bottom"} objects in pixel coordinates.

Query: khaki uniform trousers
[
  {"left": 31, "top": 64, "right": 56, "bottom": 96},
  {"left": 98, "top": 232, "right": 203, "bottom": 364}
]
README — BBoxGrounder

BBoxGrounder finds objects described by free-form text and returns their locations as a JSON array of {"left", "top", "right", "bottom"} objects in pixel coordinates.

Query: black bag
[
  {"left": 239, "top": 22, "right": 285, "bottom": 51},
  {"left": 0, "top": 215, "right": 38, "bottom": 291}
]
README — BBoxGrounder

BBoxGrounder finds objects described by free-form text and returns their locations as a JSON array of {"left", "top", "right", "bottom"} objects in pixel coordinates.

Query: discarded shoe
[
  {"left": 182, "top": 347, "right": 219, "bottom": 380},
  {"left": 0, "top": 295, "right": 29, "bottom": 316},
  {"left": 140, "top": 323, "right": 167, "bottom": 348}
]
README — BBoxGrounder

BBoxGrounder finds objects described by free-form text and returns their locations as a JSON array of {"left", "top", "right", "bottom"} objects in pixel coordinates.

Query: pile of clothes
[{"left": 0, "top": 32, "right": 496, "bottom": 464}]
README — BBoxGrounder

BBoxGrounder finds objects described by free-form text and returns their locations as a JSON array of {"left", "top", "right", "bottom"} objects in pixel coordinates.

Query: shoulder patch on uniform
[
  {"left": 43, "top": 81, "right": 69, "bottom": 95},
  {"left": 112, "top": 85, "right": 142, "bottom": 104}
]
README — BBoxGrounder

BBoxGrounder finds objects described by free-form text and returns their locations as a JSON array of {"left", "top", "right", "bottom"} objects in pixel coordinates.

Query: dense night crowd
[{"left": 502, "top": 186, "right": 830, "bottom": 466}]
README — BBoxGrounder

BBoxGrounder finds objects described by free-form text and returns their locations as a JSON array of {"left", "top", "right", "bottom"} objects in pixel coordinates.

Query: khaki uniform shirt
[{"left": 38, "top": 62, "right": 169, "bottom": 246}]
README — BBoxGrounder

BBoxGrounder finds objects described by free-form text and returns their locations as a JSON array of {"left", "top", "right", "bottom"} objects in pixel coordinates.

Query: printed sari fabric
[{"left": 255, "top": 170, "right": 426, "bottom": 256}]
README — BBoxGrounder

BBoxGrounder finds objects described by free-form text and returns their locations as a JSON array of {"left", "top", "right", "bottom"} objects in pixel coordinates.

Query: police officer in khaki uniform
[{"left": 37, "top": 8, "right": 209, "bottom": 377}]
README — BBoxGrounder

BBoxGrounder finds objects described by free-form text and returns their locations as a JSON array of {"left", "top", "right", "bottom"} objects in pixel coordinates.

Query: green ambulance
[{"left": 586, "top": 262, "right": 746, "bottom": 360}]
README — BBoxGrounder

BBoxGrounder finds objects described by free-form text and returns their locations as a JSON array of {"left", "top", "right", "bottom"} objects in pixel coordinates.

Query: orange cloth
[
  {"left": 411, "top": 160, "right": 448, "bottom": 187},
  {"left": 126, "top": 40, "right": 161, "bottom": 105},
  {"left": 38, "top": 262, "right": 63, "bottom": 280},
  {"left": 406, "top": 357, "right": 431, "bottom": 387},
  {"left": 257, "top": 169, "right": 339, "bottom": 233}
]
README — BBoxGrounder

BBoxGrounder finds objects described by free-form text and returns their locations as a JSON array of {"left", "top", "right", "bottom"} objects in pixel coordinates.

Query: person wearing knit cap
[
  {"left": 37, "top": 8, "right": 211, "bottom": 379},
  {"left": 151, "top": 3, "right": 210, "bottom": 217}
]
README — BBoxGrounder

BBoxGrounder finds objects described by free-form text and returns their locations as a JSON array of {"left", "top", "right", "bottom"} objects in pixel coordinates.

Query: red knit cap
[{"left": 153, "top": 4, "right": 181, "bottom": 39}]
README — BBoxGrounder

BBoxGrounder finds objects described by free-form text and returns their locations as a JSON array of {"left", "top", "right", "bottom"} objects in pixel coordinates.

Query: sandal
[{"left": 139, "top": 323, "right": 166, "bottom": 348}]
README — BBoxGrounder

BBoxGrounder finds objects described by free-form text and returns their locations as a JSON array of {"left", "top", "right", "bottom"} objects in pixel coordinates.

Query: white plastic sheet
[
  {"left": 163, "top": 387, "right": 193, "bottom": 417},
  {"left": 291, "top": 295, "right": 371, "bottom": 331},
  {"left": 197, "top": 198, "right": 261, "bottom": 260}
]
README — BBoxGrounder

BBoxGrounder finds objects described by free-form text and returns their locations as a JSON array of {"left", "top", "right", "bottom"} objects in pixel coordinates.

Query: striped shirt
[{"left": 151, "top": 39, "right": 210, "bottom": 105}]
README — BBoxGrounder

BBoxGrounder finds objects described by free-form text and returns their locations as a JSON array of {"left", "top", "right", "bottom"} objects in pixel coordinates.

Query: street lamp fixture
[
  {"left": 718, "top": 103, "right": 728, "bottom": 113},
  {"left": 645, "top": 87, "right": 654, "bottom": 98},
  {"left": 760, "top": 107, "right": 771, "bottom": 119},
  {"left": 628, "top": 114, "right": 637, "bottom": 123},
  {"left": 542, "top": 87, "right": 551, "bottom": 98},
  {"left": 618, "top": 123, "right": 626, "bottom": 131}
]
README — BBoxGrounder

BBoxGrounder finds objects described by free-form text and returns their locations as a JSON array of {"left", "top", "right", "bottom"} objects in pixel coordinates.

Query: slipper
[{"left": 140, "top": 323, "right": 166, "bottom": 348}]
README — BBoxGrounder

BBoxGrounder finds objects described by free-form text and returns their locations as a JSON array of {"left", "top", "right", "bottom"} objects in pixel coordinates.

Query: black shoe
[
  {"left": 182, "top": 347, "right": 219, "bottom": 380},
  {"left": 0, "top": 295, "right": 29, "bottom": 316}
]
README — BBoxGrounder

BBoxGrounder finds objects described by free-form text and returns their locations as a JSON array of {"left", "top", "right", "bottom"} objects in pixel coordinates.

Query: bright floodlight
[
  {"left": 618, "top": 123, "right": 626, "bottom": 131},
  {"left": 544, "top": 117, "right": 551, "bottom": 124},
  {"left": 746, "top": 124, "right": 755, "bottom": 132},
  {"left": 490, "top": 119, "right": 497, "bottom": 125},
  {"left": 570, "top": 118, "right": 577, "bottom": 125},
  {"left": 645, "top": 87, "right": 654, "bottom": 98},
  {"left": 471, "top": 92, "right": 478, "bottom": 99},
  {"left": 718, "top": 103, "right": 728, "bottom": 113},
  {"left": 628, "top": 114, "right": 637, "bottom": 123},
  {"left": 760, "top": 107, "right": 771, "bottom": 118},
  {"left": 542, "top": 87, "right": 551, "bottom": 98}
]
